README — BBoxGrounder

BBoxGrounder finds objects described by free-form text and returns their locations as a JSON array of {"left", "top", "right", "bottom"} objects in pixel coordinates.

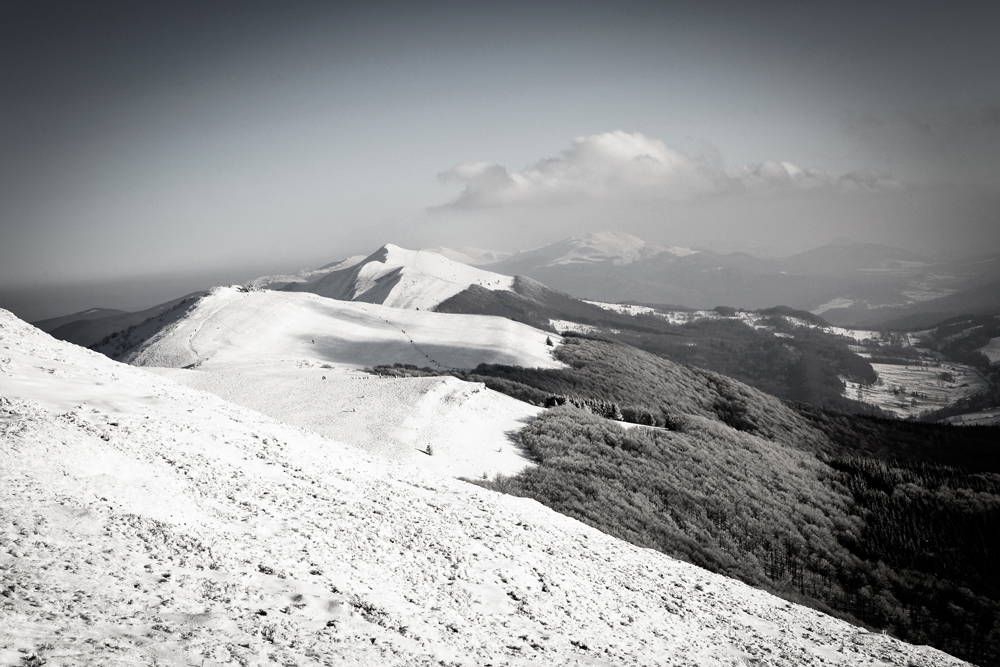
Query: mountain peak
[{"left": 287, "top": 243, "right": 514, "bottom": 310}]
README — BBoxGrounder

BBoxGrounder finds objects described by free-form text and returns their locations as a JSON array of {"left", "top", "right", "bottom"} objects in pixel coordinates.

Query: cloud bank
[
  {"left": 421, "top": 130, "right": 1000, "bottom": 259},
  {"left": 439, "top": 131, "right": 898, "bottom": 210}
]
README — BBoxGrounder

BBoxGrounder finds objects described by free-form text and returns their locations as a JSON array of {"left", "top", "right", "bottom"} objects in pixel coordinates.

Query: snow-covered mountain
[
  {"left": 284, "top": 244, "right": 514, "bottom": 310},
  {"left": 0, "top": 308, "right": 968, "bottom": 666}
]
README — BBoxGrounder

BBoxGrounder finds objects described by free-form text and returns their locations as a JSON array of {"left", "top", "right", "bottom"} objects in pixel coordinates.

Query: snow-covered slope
[
  {"left": 286, "top": 244, "right": 514, "bottom": 310},
  {"left": 104, "top": 286, "right": 561, "bottom": 371},
  {"left": 0, "top": 309, "right": 967, "bottom": 666},
  {"left": 88, "top": 287, "right": 558, "bottom": 479},
  {"left": 153, "top": 367, "right": 543, "bottom": 480}
]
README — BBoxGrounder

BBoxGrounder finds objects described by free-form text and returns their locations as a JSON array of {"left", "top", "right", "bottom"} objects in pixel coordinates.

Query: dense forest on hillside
[
  {"left": 437, "top": 281, "right": 881, "bottom": 413},
  {"left": 605, "top": 316, "right": 881, "bottom": 413},
  {"left": 916, "top": 314, "right": 1000, "bottom": 371},
  {"left": 476, "top": 406, "right": 1000, "bottom": 663},
  {"left": 375, "top": 335, "right": 1000, "bottom": 664}
]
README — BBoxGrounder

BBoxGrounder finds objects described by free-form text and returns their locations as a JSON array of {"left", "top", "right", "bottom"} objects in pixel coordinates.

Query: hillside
[
  {"left": 486, "top": 231, "right": 696, "bottom": 274},
  {"left": 246, "top": 255, "right": 367, "bottom": 290},
  {"left": 85, "top": 286, "right": 562, "bottom": 481},
  {"left": 284, "top": 244, "right": 513, "bottom": 310},
  {"left": 438, "top": 279, "right": 882, "bottom": 413},
  {"left": 0, "top": 309, "right": 970, "bottom": 666},
  {"left": 451, "top": 335, "right": 1000, "bottom": 664},
  {"left": 93, "top": 286, "right": 561, "bottom": 372},
  {"left": 34, "top": 292, "right": 206, "bottom": 349},
  {"left": 31, "top": 307, "right": 127, "bottom": 332}
]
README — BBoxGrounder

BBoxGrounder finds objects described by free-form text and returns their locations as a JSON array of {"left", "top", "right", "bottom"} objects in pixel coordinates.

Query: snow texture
[
  {"left": 117, "top": 287, "right": 562, "bottom": 372},
  {"left": 0, "top": 309, "right": 970, "bottom": 666}
]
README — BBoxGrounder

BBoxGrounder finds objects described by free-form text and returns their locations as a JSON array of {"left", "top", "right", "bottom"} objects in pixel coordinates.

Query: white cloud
[{"left": 438, "top": 131, "right": 896, "bottom": 209}]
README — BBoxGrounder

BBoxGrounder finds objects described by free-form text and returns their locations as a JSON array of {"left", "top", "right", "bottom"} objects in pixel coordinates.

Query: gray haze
[{"left": 2, "top": 0, "right": 999, "bottom": 319}]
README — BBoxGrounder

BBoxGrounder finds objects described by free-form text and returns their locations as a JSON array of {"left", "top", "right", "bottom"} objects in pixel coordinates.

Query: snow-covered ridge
[
  {"left": 0, "top": 308, "right": 968, "bottom": 665},
  {"left": 286, "top": 244, "right": 514, "bottom": 310},
  {"left": 106, "top": 286, "right": 562, "bottom": 371}
]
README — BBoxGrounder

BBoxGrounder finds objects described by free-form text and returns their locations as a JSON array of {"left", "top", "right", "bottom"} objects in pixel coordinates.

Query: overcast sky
[{"left": 2, "top": 0, "right": 999, "bottom": 318}]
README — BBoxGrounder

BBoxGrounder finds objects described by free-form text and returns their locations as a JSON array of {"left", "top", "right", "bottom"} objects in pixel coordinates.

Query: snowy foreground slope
[
  {"left": 0, "top": 310, "right": 967, "bottom": 666},
  {"left": 285, "top": 244, "right": 514, "bottom": 310},
  {"left": 92, "top": 287, "right": 555, "bottom": 479}
]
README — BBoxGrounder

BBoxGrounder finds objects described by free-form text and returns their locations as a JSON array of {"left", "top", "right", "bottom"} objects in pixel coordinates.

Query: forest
[{"left": 436, "top": 281, "right": 883, "bottom": 413}]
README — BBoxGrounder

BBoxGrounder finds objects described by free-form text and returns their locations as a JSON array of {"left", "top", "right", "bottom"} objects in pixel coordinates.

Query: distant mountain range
[{"left": 473, "top": 232, "right": 1000, "bottom": 328}]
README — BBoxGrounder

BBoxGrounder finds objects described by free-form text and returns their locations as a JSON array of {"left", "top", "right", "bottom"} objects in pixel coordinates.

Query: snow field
[
  {"left": 248, "top": 255, "right": 367, "bottom": 290},
  {"left": 548, "top": 319, "right": 601, "bottom": 335},
  {"left": 153, "top": 365, "right": 542, "bottom": 480},
  {"left": 0, "top": 309, "right": 968, "bottom": 666},
  {"left": 123, "top": 287, "right": 564, "bottom": 372},
  {"left": 842, "top": 362, "right": 988, "bottom": 419}
]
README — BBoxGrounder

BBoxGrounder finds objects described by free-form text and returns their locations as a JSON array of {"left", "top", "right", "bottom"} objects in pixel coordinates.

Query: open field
[{"left": 843, "top": 362, "right": 989, "bottom": 419}]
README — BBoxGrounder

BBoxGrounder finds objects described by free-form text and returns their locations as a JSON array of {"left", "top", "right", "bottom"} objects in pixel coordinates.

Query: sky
[{"left": 2, "top": 0, "right": 999, "bottom": 319}]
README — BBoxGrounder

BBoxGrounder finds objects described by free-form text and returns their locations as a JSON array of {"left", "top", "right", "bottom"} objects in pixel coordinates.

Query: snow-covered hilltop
[
  {"left": 96, "top": 286, "right": 560, "bottom": 372},
  {"left": 0, "top": 309, "right": 968, "bottom": 666},
  {"left": 284, "top": 244, "right": 514, "bottom": 310},
  {"left": 85, "top": 285, "right": 559, "bottom": 480}
]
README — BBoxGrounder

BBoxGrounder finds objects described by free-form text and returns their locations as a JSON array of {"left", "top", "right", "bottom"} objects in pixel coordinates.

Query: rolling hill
[{"left": 31, "top": 292, "right": 206, "bottom": 349}]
